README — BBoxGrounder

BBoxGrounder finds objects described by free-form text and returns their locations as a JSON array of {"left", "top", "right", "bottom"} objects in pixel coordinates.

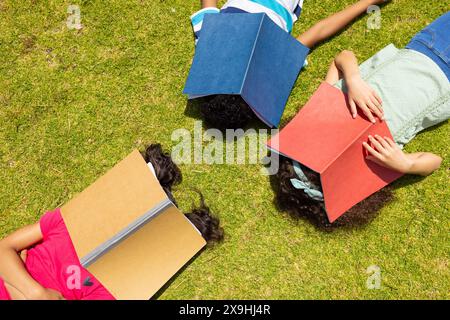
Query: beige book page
[
  {"left": 61, "top": 149, "right": 168, "bottom": 260},
  {"left": 87, "top": 205, "right": 206, "bottom": 300}
]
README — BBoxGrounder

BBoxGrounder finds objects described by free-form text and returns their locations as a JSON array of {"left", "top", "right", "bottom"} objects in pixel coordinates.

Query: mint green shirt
[{"left": 334, "top": 44, "right": 450, "bottom": 148}]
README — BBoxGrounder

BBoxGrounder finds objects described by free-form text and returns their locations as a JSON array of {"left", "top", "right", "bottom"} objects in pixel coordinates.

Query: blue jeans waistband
[{"left": 406, "top": 11, "right": 450, "bottom": 81}]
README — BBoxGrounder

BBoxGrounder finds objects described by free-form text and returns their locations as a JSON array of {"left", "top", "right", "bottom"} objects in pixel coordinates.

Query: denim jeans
[{"left": 406, "top": 11, "right": 450, "bottom": 81}]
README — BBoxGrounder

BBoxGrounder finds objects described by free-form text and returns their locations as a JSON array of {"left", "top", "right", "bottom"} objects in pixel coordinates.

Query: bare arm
[
  {"left": 403, "top": 152, "right": 443, "bottom": 176},
  {"left": 201, "top": 0, "right": 217, "bottom": 8},
  {"left": 325, "top": 59, "right": 343, "bottom": 85},
  {"left": 328, "top": 50, "right": 383, "bottom": 122},
  {"left": 0, "top": 224, "right": 64, "bottom": 300},
  {"left": 4, "top": 282, "right": 27, "bottom": 300},
  {"left": 333, "top": 50, "right": 360, "bottom": 82},
  {"left": 297, "top": 0, "right": 389, "bottom": 49},
  {"left": 364, "top": 135, "right": 443, "bottom": 176},
  {"left": 0, "top": 224, "right": 44, "bottom": 299}
]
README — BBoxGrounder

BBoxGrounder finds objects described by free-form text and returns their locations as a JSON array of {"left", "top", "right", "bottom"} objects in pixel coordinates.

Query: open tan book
[{"left": 60, "top": 149, "right": 206, "bottom": 300}]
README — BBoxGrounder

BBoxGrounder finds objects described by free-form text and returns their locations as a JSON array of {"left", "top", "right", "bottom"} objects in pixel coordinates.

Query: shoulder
[{"left": 39, "top": 208, "right": 65, "bottom": 240}]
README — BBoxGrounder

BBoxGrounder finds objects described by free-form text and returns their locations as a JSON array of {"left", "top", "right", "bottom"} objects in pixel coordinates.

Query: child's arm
[
  {"left": 405, "top": 152, "right": 444, "bottom": 176},
  {"left": 0, "top": 224, "right": 64, "bottom": 300},
  {"left": 324, "top": 59, "right": 343, "bottom": 85},
  {"left": 201, "top": 0, "right": 217, "bottom": 7},
  {"left": 363, "top": 135, "right": 443, "bottom": 176},
  {"left": 328, "top": 49, "right": 383, "bottom": 123},
  {"left": 297, "top": 0, "right": 389, "bottom": 49}
]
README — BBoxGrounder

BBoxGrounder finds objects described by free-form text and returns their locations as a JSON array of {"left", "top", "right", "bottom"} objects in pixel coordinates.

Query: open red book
[{"left": 267, "top": 82, "right": 403, "bottom": 223}]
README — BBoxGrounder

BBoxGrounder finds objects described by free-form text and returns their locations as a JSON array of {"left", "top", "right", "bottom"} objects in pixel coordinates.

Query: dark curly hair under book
[
  {"left": 200, "top": 95, "right": 256, "bottom": 130},
  {"left": 142, "top": 143, "right": 224, "bottom": 244},
  {"left": 276, "top": 156, "right": 394, "bottom": 230}
]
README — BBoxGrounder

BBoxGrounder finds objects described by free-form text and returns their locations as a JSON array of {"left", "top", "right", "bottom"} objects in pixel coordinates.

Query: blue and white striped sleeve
[{"left": 191, "top": 7, "right": 220, "bottom": 45}]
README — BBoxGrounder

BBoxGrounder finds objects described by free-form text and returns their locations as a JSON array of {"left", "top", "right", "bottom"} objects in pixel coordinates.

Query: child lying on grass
[
  {"left": 276, "top": 11, "right": 449, "bottom": 228},
  {"left": 191, "top": 0, "right": 391, "bottom": 129},
  {"left": 0, "top": 144, "right": 224, "bottom": 300}
]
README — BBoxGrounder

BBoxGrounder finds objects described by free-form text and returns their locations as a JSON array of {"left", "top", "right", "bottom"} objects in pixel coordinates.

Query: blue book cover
[{"left": 183, "top": 13, "right": 309, "bottom": 127}]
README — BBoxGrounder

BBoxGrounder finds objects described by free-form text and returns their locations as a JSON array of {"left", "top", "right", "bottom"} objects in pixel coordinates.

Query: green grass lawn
[{"left": 0, "top": 0, "right": 449, "bottom": 299}]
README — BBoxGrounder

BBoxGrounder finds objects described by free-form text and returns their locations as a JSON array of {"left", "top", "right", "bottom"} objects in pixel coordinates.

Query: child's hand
[
  {"left": 347, "top": 75, "right": 383, "bottom": 123},
  {"left": 363, "top": 135, "right": 412, "bottom": 173}
]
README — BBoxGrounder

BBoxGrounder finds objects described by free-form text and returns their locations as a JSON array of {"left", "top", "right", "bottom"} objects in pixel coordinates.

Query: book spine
[{"left": 80, "top": 198, "right": 173, "bottom": 267}]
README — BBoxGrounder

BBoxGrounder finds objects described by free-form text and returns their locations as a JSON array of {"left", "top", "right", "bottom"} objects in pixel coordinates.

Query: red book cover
[{"left": 268, "top": 82, "right": 403, "bottom": 222}]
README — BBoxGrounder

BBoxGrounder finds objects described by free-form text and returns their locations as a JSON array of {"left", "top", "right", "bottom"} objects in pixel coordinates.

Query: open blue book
[{"left": 183, "top": 13, "right": 309, "bottom": 128}]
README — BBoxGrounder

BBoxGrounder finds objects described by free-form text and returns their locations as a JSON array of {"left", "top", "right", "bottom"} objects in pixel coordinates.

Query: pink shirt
[{"left": 0, "top": 209, "right": 115, "bottom": 300}]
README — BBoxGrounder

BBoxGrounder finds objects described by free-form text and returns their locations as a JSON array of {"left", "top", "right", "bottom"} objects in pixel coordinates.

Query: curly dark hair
[
  {"left": 276, "top": 156, "right": 394, "bottom": 230},
  {"left": 141, "top": 143, "right": 224, "bottom": 244},
  {"left": 200, "top": 95, "right": 256, "bottom": 130},
  {"left": 184, "top": 193, "right": 224, "bottom": 244},
  {"left": 142, "top": 143, "right": 182, "bottom": 205}
]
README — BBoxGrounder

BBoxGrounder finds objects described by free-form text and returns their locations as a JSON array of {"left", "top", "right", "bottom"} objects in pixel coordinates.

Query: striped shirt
[{"left": 191, "top": 0, "right": 304, "bottom": 44}]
